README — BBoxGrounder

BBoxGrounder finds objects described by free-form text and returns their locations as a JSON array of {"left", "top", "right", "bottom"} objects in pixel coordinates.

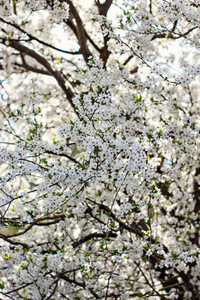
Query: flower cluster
[{"left": 0, "top": 0, "right": 200, "bottom": 299}]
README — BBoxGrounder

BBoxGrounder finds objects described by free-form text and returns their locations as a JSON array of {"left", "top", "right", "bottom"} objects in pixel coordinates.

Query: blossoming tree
[{"left": 0, "top": 0, "right": 200, "bottom": 299}]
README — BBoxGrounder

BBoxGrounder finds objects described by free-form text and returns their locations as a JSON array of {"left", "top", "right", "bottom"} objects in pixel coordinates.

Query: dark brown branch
[
  {"left": 84, "top": 29, "right": 101, "bottom": 53},
  {"left": 60, "top": 274, "right": 84, "bottom": 288},
  {"left": 100, "top": 35, "right": 111, "bottom": 67},
  {"left": 190, "top": 167, "right": 200, "bottom": 246},
  {"left": 64, "top": 18, "right": 101, "bottom": 53},
  {"left": 93, "top": 0, "right": 113, "bottom": 66},
  {"left": 5, "top": 282, "right": 34, "bottom": 295},
  {"left": 134, "top": 261, "right": 170, "bottom": 300},
  {"left": 0, "top": 233, "right": 29, "bottom": 249},
  {"left": 63, "top": 0, "right": 92, "bottom": 62},
  {"left": 12, "top": 0, "right": 17, "bottom": 15},
  {"left": 8, "top": 40, "right": 77, "bottom": 113},
  {"left": 149, "top": 0, "right": 152, "bottom": 14},
  {"left": 171, "top": 20, "right": 178, "bottom": 32},
  {"left": 59, "top": 274, "right": 99, "bottom": 298},
  {"left": 190, "top": 1, "right": 200, "bottom": 7},
  {"left": 85, "top": 205, "right": 107, "bottom": 226},
  {"left": 3, "top": 214, "right": 65, "bottom": 238},
  {"left": 0, "top": 18, "right": 81, "bottom": 55},
  {"left": 13, "top": 62, "right": 51, "bottom": 76},
  {"left": 45, "top": 150, "right": 79, "bottom": 164},
  {"left": 86, "top": 198, "right": 144, "bottom": 237},
  {"left": 177, "top": 26, "right": 198, "bottom": 39},
  {"left": 63, "top": 18, "right": 78, "bottom": 38},
  {"left": 0, "top": 292, "right": 16, "bottom": 300},
  {"left": 123, "top": 54, "right": 133, "bottom": 66},
  {"left": 130, "top": 66, "right": 138, "bottom": 74},
  {"left": 95, "top": 0, "right": 113, "bottom": 16},
  {"left": 151, "top": 26, "right": 198, "bottom": 41},
  {"left": 45, "top": 278, "right": 59, "bottom": 300},
  {"left": 73, "top": 231, "right": 117, "bottom": 248}
]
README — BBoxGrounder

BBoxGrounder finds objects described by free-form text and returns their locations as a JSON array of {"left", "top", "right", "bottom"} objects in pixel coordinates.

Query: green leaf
[
  {"left": 110, "top": 222, "right": 115, "bottom": 228},
  {"left": 104, "top": 211, "right": 111, "bottom": 216},
  {"left": 0, "top": 283, "right": 4, "bottom": 290}
]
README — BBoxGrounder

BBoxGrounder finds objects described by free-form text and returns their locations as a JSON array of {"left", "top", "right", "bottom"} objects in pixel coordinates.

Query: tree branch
[
  {"left": 73, "top": 231, "right": 117, "bottom": 248},
  {"left": 60, "top": 273, "right": 100, "bottom": 298},
  {"left": 95, "top": 0, "right": 113, "bottom": 16},
  {"left": 45, "top": 150, "right": 80, "bottom": 164},
  {"left": 8, "top": 40, "right": 77, "bottom": 113},
  {"left": 0, "top": 18, "right": 81, "bottom": 55},
  {"left": 0, "top": 233, "right": 29, "bottom": 248},
  {"left": 63, "top": 0, "right": 92, "bottom": 62}
]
